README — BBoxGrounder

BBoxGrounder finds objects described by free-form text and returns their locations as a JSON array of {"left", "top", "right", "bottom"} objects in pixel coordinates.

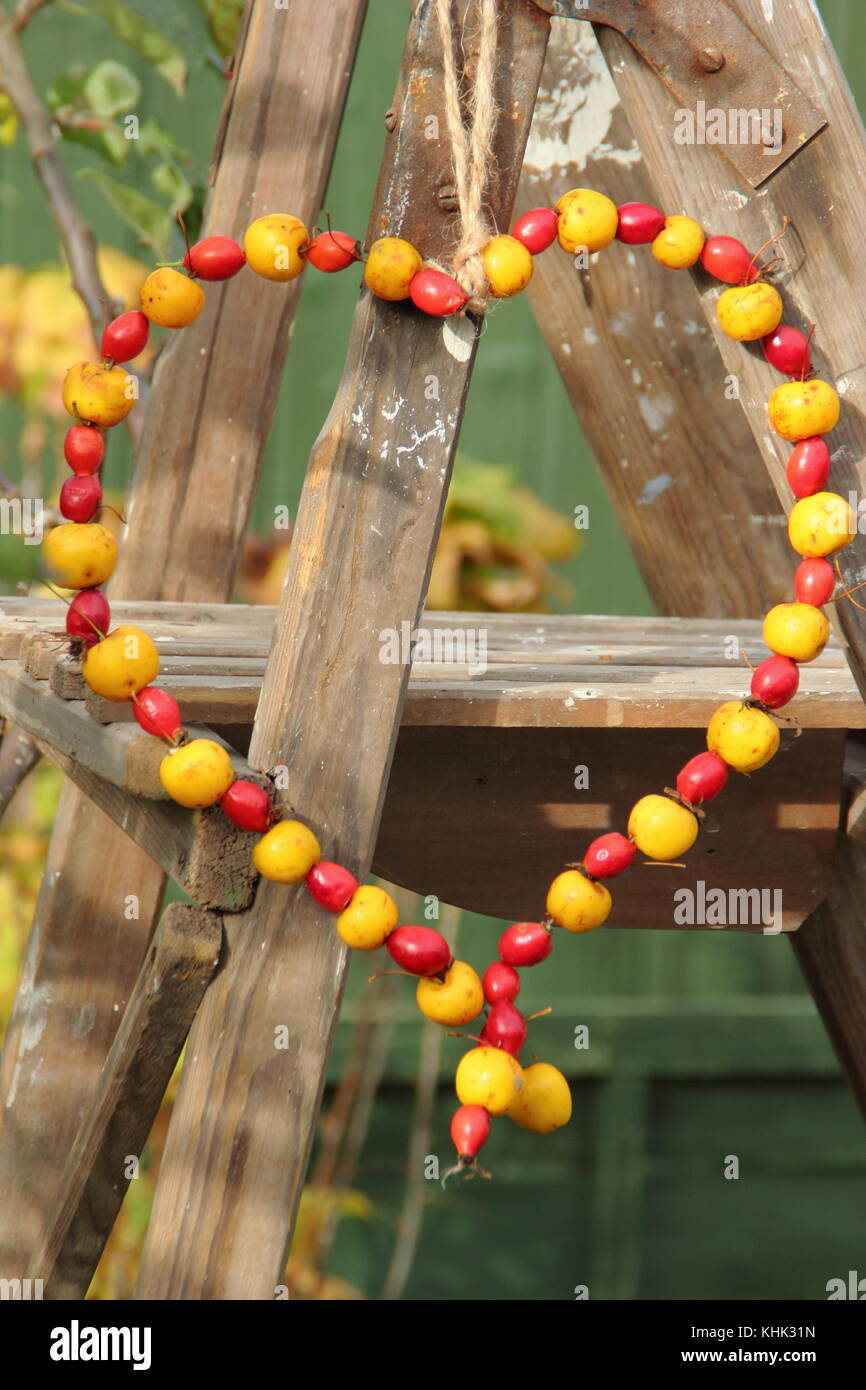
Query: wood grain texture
[
  {"left": 374, "top": 725, "right": 845, "bottom": 928},
  {"left": 584, "top": 0, "right": 866, "bottom": 1120},
  {"left": 592, "top": 0, "right": 866, "bottom": 674},
  {"left": 792, "top": 825, "right": 866, "bottom": 1124},
  {"left": 0, "top": 0, "right": 367, "bottom": 1280},
  {"left": 534, "top": 0, "right": 826, "bottom": 187},
  {"left": 135, "top": 0, "right": 552, "bottom": 1301},
  {"left": 0, "top": 663, "right": 257, "bottom": 796},
  {"left": 516, "top": 19, "right": 791, "bottom": 618},
  {"left": 2, "top": 610, "right": 861, "bottom": 731},
  {"left": 33, "top": 741, "right": 259, "bottom": 912},
  {"left": 29, "top": 903, "right": 222, "bottom": 1300}
]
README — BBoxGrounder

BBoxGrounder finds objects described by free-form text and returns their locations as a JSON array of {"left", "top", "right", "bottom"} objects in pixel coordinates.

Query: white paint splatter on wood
[
  {"left": 637, "top": 473, "right": 675, "bottom": 505},
  {"left": 637, "top": 392, "right": 676, "bottom": 433}
]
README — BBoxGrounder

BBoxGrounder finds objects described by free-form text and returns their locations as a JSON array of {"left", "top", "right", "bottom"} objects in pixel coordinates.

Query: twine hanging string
[{"left": 434, "top": 0, "right": 499, "bottom": 313}]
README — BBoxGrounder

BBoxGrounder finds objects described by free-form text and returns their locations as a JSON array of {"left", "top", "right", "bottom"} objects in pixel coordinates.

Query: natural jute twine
[{"left": 434, "top": 0, "right": 499, "bottom": 313}]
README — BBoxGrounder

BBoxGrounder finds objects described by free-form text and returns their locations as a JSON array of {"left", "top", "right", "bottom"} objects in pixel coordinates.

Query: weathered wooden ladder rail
[{"left": 1, "top": 0, "right": 866, "bottom": 1300}]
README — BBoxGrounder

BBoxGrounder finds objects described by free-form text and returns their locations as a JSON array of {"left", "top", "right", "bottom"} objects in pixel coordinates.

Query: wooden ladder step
[
  {"left": 0, "top": 602, "right": 862, "bottom": 731},
  {"left": 0, "top": 662, "right": 257, "bottom": 798}
]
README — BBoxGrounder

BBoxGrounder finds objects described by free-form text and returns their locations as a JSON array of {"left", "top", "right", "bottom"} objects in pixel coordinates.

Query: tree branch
[
  {"left": 0, "top": 723, "right": 41, "bottom": 822},
  {"left": 10, "top": 0, "right": 53, "bottom": 37},
  {"left": 382, "top": 902, "right": 463, "bottom": 1301},
  {"left": 0, "top": 7, "right": 142, "bottom": 445}
]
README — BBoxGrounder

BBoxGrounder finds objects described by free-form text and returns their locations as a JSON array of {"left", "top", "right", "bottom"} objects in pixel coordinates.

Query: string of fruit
[{"left": 39, "top": 188, "right": 855, "bottom": 1179}]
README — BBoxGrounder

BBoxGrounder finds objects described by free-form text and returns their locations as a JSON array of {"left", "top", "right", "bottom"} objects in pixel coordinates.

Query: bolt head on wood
[{"left": 698, "top": 47, "right": 725, "bottom": 72}]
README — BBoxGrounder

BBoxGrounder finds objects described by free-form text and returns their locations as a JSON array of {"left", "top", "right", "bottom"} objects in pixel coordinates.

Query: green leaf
[
  {"left": 47, "top": 66, "right": 127, "bottom": 165},
  {"left": 198, "top": 0, "right": 244, "bottom": 60},
  {"left": 46, "top": 67, "right": 88, "bottom": 113},
  {"left": 83, "top": 0, "right": 188, "bottom": 96},
  {"left": 77, "top": 168, "right": 172, "bottom": 256},
  {"left": 136, "top": 116, "right": 188, "bottom": 162},
  {"left": 82, "top": 60, "right": 141, "bottom": 118},
  {"left": 150, "top": 161, "right": 192, "bottom": 217},
  {"left": 59, "top": 122, "right": 128, "bottom": 167}
]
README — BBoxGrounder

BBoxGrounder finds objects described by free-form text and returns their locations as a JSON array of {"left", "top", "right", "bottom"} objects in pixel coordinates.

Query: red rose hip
[
  {"left": 794, "top": 557, "right": 835, "bottom": 607},
  {"left": 183, "top": 235, "right": 246, "bottom": 280},
  {"left": 409, "top": 267, "right": 468, "bottom": 317},
  {"left": 386, "top": 925, "right": 452, "bottom": 976},
  {"left": 66, "top": 588, "right": 110, "bottom": 646},
  {"left": 450, "top": 1104, "right": 490, "bottom": 1159},
  {"left": 132, "top": 686, "right": 182, "bottom": 741},
  {"left": 762, "top": 325, "right": 811, "bottom": 378},
  {"left": 480, "top": 1000, "right": 527, "bottom": 1056},
  {"left": 305, "top": 861, "right": 358, "bottom": 914},
  {"left": 615, "top": 202, "right": 665, "bottom": 244},
  {"left": 304, "top": 230, "right": 361, "bottom": 272},
  {"left": 583, "top": 831, "right": 635, "bottom": 879},
  {"left": 220, "top": 779, "right": 273, "bottom": 833},
  {"left": 482, "top": 961, "right": 521, "bottom": 1005},
  {"left": 676, "top": 751, "right": 729, "bottom": 804},
  {"left": 498, "top": 921, "right": 552, "bottom": 968},
  {"left": 101, "top": 310, "right": 149, "bottom": 365},
  {"left": 511, "top": 207, "right": 558, "bottom": 253},
  {"left": 786, "top": 437, "right": 831, "bottom": 499},
  {"left": 700, "top": 235, "right": 756, "bottom": 284},
  {"left": 59, "top": 473, "right": 101, "bottom": 522},
  {"left": 750, "top": 655, "right": 800, "bottom": 709},
  {"left": 64, "top": 425, "right": 104, "bottom": 475}
]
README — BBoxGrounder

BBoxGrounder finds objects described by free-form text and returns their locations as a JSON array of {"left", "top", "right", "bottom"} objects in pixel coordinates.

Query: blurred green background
[{"left": 1, "top": 0, "right": 865, "bottom": 1300}]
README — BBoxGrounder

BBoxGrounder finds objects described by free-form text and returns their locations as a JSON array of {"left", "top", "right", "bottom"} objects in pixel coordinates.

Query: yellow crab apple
[
  {"left": 707, "top": 701, "right": 780, "bottom": 772},
  {"left": 43, "top": 521, "right": 117, "bottom": 588},
  {"left": 62, "top": 361, "right": 136, "bottom": 427},
  {"left": 82, "top": 625, "right": 159, "bottom": 701},
  {"left": 243, "top": 214, "right": 309, "bottom": 282},
  {"left": 160, "top": 739, "right": 235, "bottom": 808},
  {"left": 363, "top": 236, "right": 423, "bottom": 301},
  {"left": 555, "top": 188, "right": 618, "bottom": 254}
]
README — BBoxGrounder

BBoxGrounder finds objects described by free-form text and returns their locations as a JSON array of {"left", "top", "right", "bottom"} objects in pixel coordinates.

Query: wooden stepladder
[{"left": 1, "top": 0, "right": 866, "bottom": 1300}]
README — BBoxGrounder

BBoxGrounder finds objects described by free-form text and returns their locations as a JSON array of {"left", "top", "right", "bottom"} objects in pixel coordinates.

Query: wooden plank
[
  {"left": 0, "top": 663, "right": 255, "bottom": 796},
  {"left": 0, "top": 663, "right": 139, "bottom": 787},
  {"left": 85, "top": 678, "right": 263, "bottom": 727},
  {"left": 78, "top": 666, "right": 866, "bottom": 731},
  {"left": 135, "top": 0, "right": 552, "bottom": 1302},
  {"left": 373, "top": 725, "right": 845, "bottom": 929},
  {"left": 0, "top": 0, "right": 368, "bottom": 1281},
  {"left": 591, "top": 1, "right": 866, "bottom": 670},
  {"left": 398, "top": 669, "right": 865, "bottom": 729},
  {"left": 49, "top": 651, "right": 267, "bottom": 700},
  {"left": 516, "top": 18, "right": 791, "bottom": 619},
  {"left": 792, "top": 746, "right": 866, "bottom": 1124},
  {"left": 33, "top": 740, "right": 259, "bottom": 912},
  {"left": 0, "top": 599, "right": 859, "bottom": 664},
  {"left": 29, "top": 903, "right": 222, "bottom": 1300},
  {"left": 583, "top": 2, "right": 866, "bottom": 1117},
  {"left": 0, "top": 597, "right": 273, "bottom": 625}
]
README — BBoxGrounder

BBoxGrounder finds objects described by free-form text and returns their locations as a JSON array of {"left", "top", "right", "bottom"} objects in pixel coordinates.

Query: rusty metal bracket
[{"left": 532, "top": 0, "right": 826, "bottom": 186}]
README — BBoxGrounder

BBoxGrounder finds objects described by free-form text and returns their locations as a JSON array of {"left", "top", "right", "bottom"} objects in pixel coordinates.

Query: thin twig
[
  {"left": 10, "top": 0, "right": 52, "bottom": 37},
  {"left": 0, "top": 723, "right": 41, "bottom": 821},
  {"left": 382, "top": 901, "right": 462, "bottom": 1301},
  {"left": 0, "top": 12, "right": 107, "bottom": 342},
  {"left": 0, "top": 468, "right": 60, "bottom": 528},
  {"left": 0, "top": 9, "right": 143, "bottom": 446},
  {"left": 303, "top": 946, "right": 401, "bottom": 1289}
]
